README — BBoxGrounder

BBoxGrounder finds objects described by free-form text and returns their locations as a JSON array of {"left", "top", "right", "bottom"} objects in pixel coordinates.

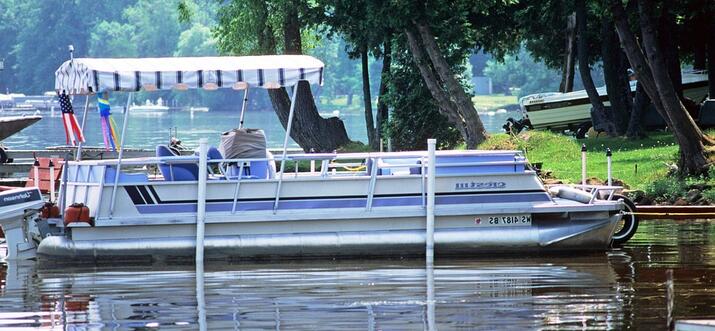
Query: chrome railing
[{"left": 63, "top": 150, "right": 532, "bottom": 218}]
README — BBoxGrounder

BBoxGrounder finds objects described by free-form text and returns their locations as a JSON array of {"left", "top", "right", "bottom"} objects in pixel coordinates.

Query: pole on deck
[
  {"left": 426, "top": 138, "right": 436, "bottom": 263},
  {"left": 108, "top": 93, "right": 133, "bottom": 218},
  {"left": 606, "top": 148, "right": 612, "bottom": 187},
  {"left": 75, "top": 95, "right": 90, "bottom": 161},
  {"left": 196, "top": 138, "right": 208, "bottom": 263},
  {"left": 238, "top": 87, "right": 249, "bottom": 129},
  {"left": 32, "top": 157, "right": 39, "bottom": 188},
  {"left": 581, "top": 144, "right": 587, "bottom": 187},
  {"left": 273, "top": 83, "right": 300, "bottom": 212},
  {"left": 48, "top": 160, "right": 55, "bottom": 203}
]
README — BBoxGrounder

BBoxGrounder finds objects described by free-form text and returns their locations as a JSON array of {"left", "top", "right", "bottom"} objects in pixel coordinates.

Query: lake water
[
  {"left": 2, "top": 108, "right": 516, "bottom": 150},
  {"left": 1, "top": 219, "right": 714, "bottom": 330}
]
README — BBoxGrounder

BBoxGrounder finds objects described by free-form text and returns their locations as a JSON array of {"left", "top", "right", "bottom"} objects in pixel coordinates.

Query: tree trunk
[
  {"left": 404, "top": 28, "right": 468, "bottom": 142},
  {"left": 610, "top": 0, "right": 671, "bottom": 127},
  {"left": 281, "top": 1, "right": 302, "bottom": 55},
  {"left": 708, "top": 1, "right": 715, "bottom": 99},
  {"left": 637, "top": 0, "right": 712, "bottom": 174},
  {"left": 346, "top": 93, "right": 353, "bottom": 105},
  {"left": 375, "top": 40, "right": 392, "bottom": 150},
  {"left": 693, "top": 6, "right": 708, "bottom": 70},
  {"left": 560, "top": 13, "right": 577, "bottom": 93},
  {"left": 268, "top": 81, "right": 351, "bottom": 152},
  {"left": 361, "top": 47, "right": 376, "bottom": 149},
  {"left": 264, "top": 0, "right": 352, "bottom": 152},
  {"left": 601, "top": 17, "right": 630, "bottom": 134},
  {"left": 576, "top": 0, "right": 616, "bottom": 136},
  {"left": 658, "top": 4, "right": 683, "bottom": 100},
  {"left": 414, "top": 21, "right": 487, "bottom": 148},
  {"left": 627, "top": 82, "right": 648, "bottom": 138}
]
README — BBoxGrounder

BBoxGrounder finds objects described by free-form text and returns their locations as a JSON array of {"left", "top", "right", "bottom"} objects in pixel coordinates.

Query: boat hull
[
  {"left": 0, "top": 115, "right": 42, "bottom": 141},
  {"left": 36, "top": 211, "right": 621, "bottom": 260}
]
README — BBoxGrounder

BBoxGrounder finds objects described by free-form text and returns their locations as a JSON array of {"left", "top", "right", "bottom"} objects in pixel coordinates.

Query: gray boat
[{"left": 0, "top": 115, "right": 41, "bottom": 141}]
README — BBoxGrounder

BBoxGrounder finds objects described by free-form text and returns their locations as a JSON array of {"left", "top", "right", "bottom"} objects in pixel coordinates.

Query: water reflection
[
  {"left": 2, "top": 220, "right": 715, "bottom": 329},
  {"left": 0, "top": 257, "right": 622, "bottom": 330}
]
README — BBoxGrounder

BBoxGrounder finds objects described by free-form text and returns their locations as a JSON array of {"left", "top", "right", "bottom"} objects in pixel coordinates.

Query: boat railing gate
[
  {"left": 572, "top": 184, "right": 623, "bottom": 204},
  {"left": 60, "top": 150, "right": 531, "bottom": 218}
]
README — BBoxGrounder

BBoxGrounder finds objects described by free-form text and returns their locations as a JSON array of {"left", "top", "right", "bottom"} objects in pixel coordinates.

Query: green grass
[
  {"left": 478, "top": 131, "right": 681, "bottom": 190},
  {"left": 472, "top": 94, "right": 518, "bottom": 111}
]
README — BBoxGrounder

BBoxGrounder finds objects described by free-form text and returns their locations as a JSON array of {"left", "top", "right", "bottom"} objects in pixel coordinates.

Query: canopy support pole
[
  {"left": 426, "top": 138, "right": 436, "bottom": 264},
  {"left": 75, "top": 95, "right": 90, "bottom": 161},
  {"left": 109, "top": 93, "right": 133, "bottom": 218},
  {"left": 273, "top": 84, "right": 299, "bottom": 213},
  {"left": 196, "top": 138, "right": 208, "bottom": 263},
  {"left": 238, "top": 87, "right": 249, "bottom": 129}
]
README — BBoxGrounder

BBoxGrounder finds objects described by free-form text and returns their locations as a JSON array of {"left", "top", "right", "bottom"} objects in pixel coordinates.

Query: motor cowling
[{"left": 64, "top": 203, "right": 93, "bottom": 226}]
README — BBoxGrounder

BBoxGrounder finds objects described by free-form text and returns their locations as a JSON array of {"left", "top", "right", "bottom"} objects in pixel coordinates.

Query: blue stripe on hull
[{"left": 134, "top": 193, "right": 551, "bottom": 215}]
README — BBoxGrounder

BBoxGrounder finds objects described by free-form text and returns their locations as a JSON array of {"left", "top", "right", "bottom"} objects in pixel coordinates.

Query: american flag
[{"left": 58, "top": 93, "right": 85, "bottom": 145}]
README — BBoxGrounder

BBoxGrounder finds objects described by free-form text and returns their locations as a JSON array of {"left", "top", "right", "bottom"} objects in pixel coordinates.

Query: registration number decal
[{"left": 474, "top": 214, "right": 531, "bottom": 226}]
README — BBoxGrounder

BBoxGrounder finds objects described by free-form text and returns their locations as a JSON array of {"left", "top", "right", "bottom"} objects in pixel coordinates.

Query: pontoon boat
[{"left": 0, "top": 55, "right": 633, "bottom": 261}]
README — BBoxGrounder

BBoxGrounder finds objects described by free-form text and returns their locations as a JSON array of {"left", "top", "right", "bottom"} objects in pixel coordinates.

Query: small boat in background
[
  {"left": 130, "top": 98, "right": 169, "bottom": 113},
  {"left": 0, "top": 115, "right": 42, "bottom": 141},
  {"left": 517, "top": 70, "right": 709, "bottom": 134},
  {"left": 185, "top": 106, "right": 209, "bottom": 112}
]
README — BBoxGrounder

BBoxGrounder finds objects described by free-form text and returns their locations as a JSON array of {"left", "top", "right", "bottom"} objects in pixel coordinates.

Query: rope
[{"left": 340, "top": 165, "right": 366, "bottom": 171}]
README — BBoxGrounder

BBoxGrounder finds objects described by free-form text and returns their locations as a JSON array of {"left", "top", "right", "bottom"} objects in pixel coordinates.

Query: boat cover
[
  {"left": 55, "top": 55, "right": 324, "bottom": 95},
  {"left": 218, "top": 128, "right": 267, "bottom": 159}
]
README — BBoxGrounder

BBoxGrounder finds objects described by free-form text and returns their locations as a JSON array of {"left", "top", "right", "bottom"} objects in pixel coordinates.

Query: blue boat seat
[
  {"left": 156, "top": 145, "right": 199, "bottom": 181},
  {"left": 193, "top": 147, "right": 225, "bottom": 177},
  {"left": 226, "top": 151, "right": 275, "bottom": 180}
]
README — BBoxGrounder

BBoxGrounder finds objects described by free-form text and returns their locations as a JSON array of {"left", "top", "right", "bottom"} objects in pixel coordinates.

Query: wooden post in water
[
  {"left": 196, "top": 138, "right": 208, "bottom": 263},
  {"left": 426, "top": 139, "right": 436, "bottom": 263}
]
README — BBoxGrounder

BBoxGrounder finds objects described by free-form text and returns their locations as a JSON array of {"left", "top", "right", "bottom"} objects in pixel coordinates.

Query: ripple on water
[{"left": 1, "top": 220, "right": 715, "bottom": 329}]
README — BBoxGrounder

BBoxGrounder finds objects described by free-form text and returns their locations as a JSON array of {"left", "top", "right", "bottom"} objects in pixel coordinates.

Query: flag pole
[{"left": 75, "top": 95, "right": 90, "bottom": 161}]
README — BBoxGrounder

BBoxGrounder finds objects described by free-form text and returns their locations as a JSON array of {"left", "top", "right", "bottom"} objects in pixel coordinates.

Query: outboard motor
[{"left": 0, "top": 187, "right": 44, "bottom": 260}]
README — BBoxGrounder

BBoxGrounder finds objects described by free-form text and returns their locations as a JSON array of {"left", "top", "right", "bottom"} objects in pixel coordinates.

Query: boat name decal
[
  {"left": 454, "top": 181, "right": 506, "bottom": 190},
  {"left": 0, "top": 190, "right": 40, "bottom": 207}
]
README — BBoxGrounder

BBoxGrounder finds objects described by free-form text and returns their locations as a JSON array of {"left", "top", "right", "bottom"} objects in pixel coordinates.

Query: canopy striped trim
[{"left": 55, "top": 55, "right": 325, "bottom": 95}]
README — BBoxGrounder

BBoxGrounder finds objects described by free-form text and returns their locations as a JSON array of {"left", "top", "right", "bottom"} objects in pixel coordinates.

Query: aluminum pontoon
[{"left": 0, "top": 55, "right": 631, "bottom": 261}]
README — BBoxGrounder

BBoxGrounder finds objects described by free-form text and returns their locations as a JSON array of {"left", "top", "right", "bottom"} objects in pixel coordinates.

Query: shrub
[
  {"left": 702, "top": 189, "right": 715, "bottom": 203},
  {"left": 645, "top": 176, "right": 686, "bottom": 202}
]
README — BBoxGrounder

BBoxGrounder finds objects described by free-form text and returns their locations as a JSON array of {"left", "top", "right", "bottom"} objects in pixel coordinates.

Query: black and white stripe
[{"left": 55, "top": 55, "right": 325, "bottom": 95}]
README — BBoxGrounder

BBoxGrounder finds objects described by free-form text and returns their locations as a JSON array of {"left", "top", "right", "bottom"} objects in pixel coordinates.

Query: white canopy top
[{"left": 55, "top": 55, "right": 324, "bottom": 95}]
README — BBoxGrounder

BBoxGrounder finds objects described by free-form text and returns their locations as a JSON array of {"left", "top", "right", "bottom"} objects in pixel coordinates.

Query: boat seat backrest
[
  {"left": 226, "top": 151, "right": 275, "bottom": 180},
  {"left": 156, "top": 145, "right": 199, "bottom": 181}
]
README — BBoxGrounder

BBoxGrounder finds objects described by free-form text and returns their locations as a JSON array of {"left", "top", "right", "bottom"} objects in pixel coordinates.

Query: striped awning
[{"left": 55, "top": 55, "right": 325, "bottom": 95}]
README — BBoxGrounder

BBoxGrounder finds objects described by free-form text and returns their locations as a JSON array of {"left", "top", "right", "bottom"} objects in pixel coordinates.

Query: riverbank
[{"left": 478, "top": 130, "right": 715, "bottom": 205}]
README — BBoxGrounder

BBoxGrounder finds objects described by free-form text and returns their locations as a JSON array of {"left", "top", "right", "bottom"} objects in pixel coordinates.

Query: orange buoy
[
  {"left": 64, "top": 203, "right": 93, "bottom": 226},
  {"left": 40, "top": 202, "right": 61, "bottom": 218}
]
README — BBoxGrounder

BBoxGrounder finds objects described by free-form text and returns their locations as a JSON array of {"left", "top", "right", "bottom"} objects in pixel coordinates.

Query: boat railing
[
  {"left": 574, "top": 184, "right": 623, "bottom": 204},
  {"left": 62, "top": 150, "right": 533, "bottom": 218}
]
